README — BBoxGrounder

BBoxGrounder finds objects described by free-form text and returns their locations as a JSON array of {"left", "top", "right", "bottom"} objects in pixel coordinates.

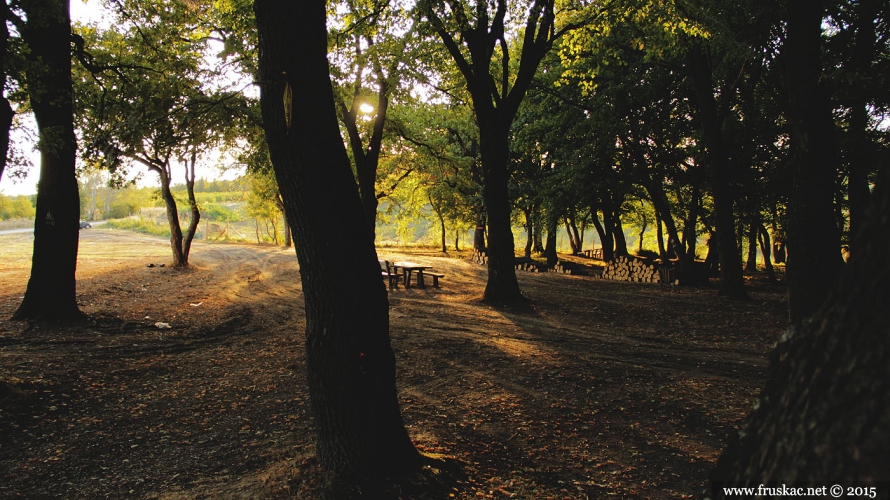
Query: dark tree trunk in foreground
[
  {"left": 783, "top": 0, "right": 843, "bottom": 325},
  {"left": 254, "top": 0, "right": 418, "bottom": 482},
  {"left": 708, "top": 168, "right": 890, "bottom": 498},
  {"left": 13, "top": 0, "right": 82, "bottom": 321}
]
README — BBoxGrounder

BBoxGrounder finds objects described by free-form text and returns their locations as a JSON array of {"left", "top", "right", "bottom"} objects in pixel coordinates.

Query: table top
[{"left": 393, "top": 261, "right": 427, "bottom": 269}]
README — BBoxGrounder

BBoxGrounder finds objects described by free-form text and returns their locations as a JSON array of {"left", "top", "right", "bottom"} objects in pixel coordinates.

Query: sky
[{"left": 0, "top": 0, "right": 246, "bottom": 197}]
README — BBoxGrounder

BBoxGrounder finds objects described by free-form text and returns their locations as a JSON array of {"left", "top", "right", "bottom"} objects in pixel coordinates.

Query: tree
[
  {"left": 76, "top": 1, "right": 239, "bottom": 267},
  {"left": 783, "top": 0, "right": 844, "bottom": 324},
  {"left": 0, "top": 0, "right": 15, "bottom": 181},
  {"left": 329, "top": 0, "right": 418, "bottom": 236},
  {"left": 253, "top": 0, "right": 419, "bottom": 483},
  {"left": 419, "top": 0, "right": 569, "bottom": 304},
  {"left": 11, "top": 0, "right": 83, "bottom": 321},
  {"left": 708, "top": 166, "right": 890, "bottom": 498}
]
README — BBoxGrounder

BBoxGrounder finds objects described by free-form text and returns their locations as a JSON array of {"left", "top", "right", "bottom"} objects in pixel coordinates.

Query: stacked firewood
[
  {"left": 515, "top": 258, "right": 545, "bottom": 273},
  {"left": 472, "top": 249, "right": 488, "bottom": 265},
  {"left": 550, "top": 260, "right": 580, "bottom": 275},
  {"left": 601, "top": 256, "right": 660, "bottom": 283}
]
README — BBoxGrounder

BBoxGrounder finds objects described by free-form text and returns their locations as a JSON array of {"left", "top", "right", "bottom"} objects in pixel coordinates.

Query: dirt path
[{"left": 0, "top": 229, "right": 788, "bottom": 498}]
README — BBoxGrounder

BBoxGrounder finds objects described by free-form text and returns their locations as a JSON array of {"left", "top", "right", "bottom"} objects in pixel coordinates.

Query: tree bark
[
  {"left": 473, "top": 204, "right": 486, "bottom": 251},
  {"left": 523, "top": 207, "right": 533, "bottom": 258},
  {"left": 0, "top": 0, "right": 13, "bottom": 181},
  {"left": 254, "top": 0, "right": 418, "bottom": 482},
  {"left": 845, "top": 0, "right": 879, "bottom": 246},
  {"left": 12, "top": 0, "right": 83, "bottom": 321},
  {"left": 758, "top": 225, "right": 778, "bottom": 284},
  {"left": 182, "top": 149, "right": 200, "bottom": 261},
  {"left": 655, "top": 210, "right": 667, "bottom": 263},
  {"left": 612, "top": 210, "right": 629, "bottom": 257},
  {"left": 784, "top": 0, "right": 844, "bottom": 325},
  {"left": 153, "top": 163, "right": 187, "bottom": 267},
  {"left": 340, "top": 72, "right": 390, "bottom": 237},
  {"left": 590, "top": 207, "right": 607, "bottom": 256},
  {"left": 478, "top": 120, "right": 523, "bottom": 303},
  {"left": 709, "top": 167, "right": 890, "bottom": 498},
  {"left": 690, "top": 44, "right": 747, "bottom": 299},
  {"left": 543, "top": 211, "right": 558, "bottom": 267},
  {"left": 596, "top": 204, "right": 615, "bottom": 262},
  {"left": 745, "top": 220, "right": 758, "bottom": 272}
]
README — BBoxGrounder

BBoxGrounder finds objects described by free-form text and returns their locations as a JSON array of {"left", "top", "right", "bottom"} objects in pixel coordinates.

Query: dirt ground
[{"left": 0, "top": 229, "right": 788, "bottom": 499}]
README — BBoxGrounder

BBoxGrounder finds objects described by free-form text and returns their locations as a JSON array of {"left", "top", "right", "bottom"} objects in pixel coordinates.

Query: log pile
[
  {"left": 550, "top": 260, "right": 581, "bottom": 275},
  {"left": 515, "top": 257, "right": 545, "bottom": 273},
  {"left": 472, "top": 249, "right": 488, "bottom": 265},
  {"left": 601, "top": 256, "right": 660, "bottom": 283}
]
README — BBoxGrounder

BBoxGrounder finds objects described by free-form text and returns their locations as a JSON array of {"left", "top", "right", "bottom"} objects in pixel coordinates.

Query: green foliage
[
  {"left": 0, "top": 194, "right": 36, "bottom": 220},
  {"left": 104, "top": 216, "right": 171, "bottom": 237},
  {"left": 202, "top": 203, "right": 243, "bottom": 222}
]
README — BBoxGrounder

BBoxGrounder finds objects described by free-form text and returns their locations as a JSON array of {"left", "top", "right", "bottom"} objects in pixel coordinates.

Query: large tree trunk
[
  {"left": 708, "top": 167, "right": 890, "bottom": 498},
  {"left": 12, "top": 0, "right": 82, "bottom": 322},
  {"left": 155, "top": 165, "right": 187, "bottom": 267},
  {"left": 479, "top": 124, "right": 523, "bottom": 304},
  {"left": 845, "top": 0, "right": 879, "bottom": 246},
  {"left": 612, "top": 210, "right": 629, "bottom": 257},
  {"left": 784, "top": 0, "right": 843, "bottom": 325},
  {"left": 254, "top": 0, "right": 418, "bottom": 482},
  {"left": 690, "top": 45, "right": 747, "bottom": 299}
]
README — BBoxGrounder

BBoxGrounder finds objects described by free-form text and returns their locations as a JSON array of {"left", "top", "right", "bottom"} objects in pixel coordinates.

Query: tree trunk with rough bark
[
  {"left": 13, "top": 0, "right": 83, "bottom": 322},
  {"left": 783, "top": 0, "right": 844, "bottom": 325},
  {"left": 254, "top": 0, "right": 419, "bottom": 482}
]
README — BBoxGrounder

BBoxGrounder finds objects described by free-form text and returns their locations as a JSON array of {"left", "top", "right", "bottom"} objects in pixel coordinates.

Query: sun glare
[{"left": 359, "top": 103, "right": 375, "bottom": 114}]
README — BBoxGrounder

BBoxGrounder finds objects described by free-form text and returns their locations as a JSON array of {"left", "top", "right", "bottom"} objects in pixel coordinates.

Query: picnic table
[{"left": 393, "top": 261, "right": 429, "bottom": 289}]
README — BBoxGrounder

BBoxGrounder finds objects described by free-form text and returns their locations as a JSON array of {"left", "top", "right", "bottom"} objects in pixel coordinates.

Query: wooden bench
[
  {"left": 423, "top": 271, "right": 445, "bottom": 288},
  {"left": 379, "top": 260, "right": 400, "bottom": 290}
]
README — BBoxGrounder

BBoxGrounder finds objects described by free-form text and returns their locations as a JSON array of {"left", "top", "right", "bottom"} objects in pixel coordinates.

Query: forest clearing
[{"left": 0, "top": 230, "right": 787, "bottom": 498}]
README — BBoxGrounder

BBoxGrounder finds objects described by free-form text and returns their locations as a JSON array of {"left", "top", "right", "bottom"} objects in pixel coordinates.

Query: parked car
[{"left": 79, "top": 221, "right": 91, "bottom": 229}]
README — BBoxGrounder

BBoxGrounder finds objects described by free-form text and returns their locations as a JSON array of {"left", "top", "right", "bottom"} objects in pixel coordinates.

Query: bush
[{"left": 104, "top": 216, "right": 171, "bottom": 237}]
